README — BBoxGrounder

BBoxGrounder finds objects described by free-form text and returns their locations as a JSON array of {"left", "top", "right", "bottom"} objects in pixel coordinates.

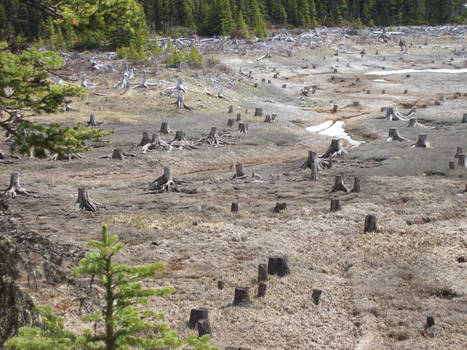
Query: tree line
[{"left": 1, "top": 0, "right": 466, "bottom": 42}]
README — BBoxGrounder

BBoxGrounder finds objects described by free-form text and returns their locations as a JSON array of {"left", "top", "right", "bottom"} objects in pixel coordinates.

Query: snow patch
[
  {"left": 306, "top": 120, "right": 365, "bottom": 147},
  {"left": 373, "top": 79, "right": 387, "bottom": 82},
  {"left": 365, "top": 68, "right": 467, "bottom": 75},
  {"left": 305, "top": 120, "right": 333, "bottom": 132}
]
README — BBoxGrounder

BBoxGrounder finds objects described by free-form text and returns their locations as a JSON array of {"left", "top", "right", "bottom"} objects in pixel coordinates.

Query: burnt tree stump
[
  {"left": 387, "top": 128, "right": 409, "bottom": 142},
  {"left": 4, "top": 173, "right": 30, "bottom": 197},
  {"left": 217, "top": 280, "right": 225, "bottom": 290},
  {"left": 331, "top": 175, "right": 349, "bottom": 193},
  {"left": 238, "top": 122, "right": 248, "bottom": 134},
  {"left": 257, "top": 283, "right": 267, "bottom": 298},
  {"left": 449, "top": 161, "right": 455, "bottom": 170},
  {"left": 138, "top": 131, "right": 152, "bottom": 146},
  {"left": 330, "top": 199, "right": 341, "bottom": 212},
  {"left": 197, "top": 319, "right": 211, "bottom": 336},
  {"left": 312, "top": 289, "right": 322, "bottom": 305},
  {"left": 264, "top": 115, "right": 272, "bottom": 123},
  {"left": 228, "top": 105, "right": 234, "bottom": 113},
  {"left": 76, "top": 187, "right": 98, "bottom": 212},
  {"left": 426, "top": 316, "right": 435, "bottom": 328},
  {"left": 254, "top": 108, "right": 263, "bottom": 117},
  {"left": 231, "top": 202, "right": 239, "bottom": 212},
  {"left": 458, "top": 154, "right": 466, "bottom": 167},
  {"left": 233, "top": 287, "right": 250, "bottom": 306},
  {"left": 332, "top": 104, "right": 338, "bottom": 113},
  {"left": 267, "top": 256, "right": 290, "bottom": 277},
  {"left": 233, "top": 163, "right": 245, "bottom": 179},
  {"left": 188, "top": 308, "right": 209, "bottom": 329},
  {"left": 236, "top": 113, "right": 242, "bottom": 121},
  {"left": 258, "top": 264, "right": 268, "bottom": 282},
  {"left": 273, "top": 202, "right": 287, "bottom": 213},
  {"left": 364, "top": 214, "right": 377, "bottom": 233},
  {"left": 413, "top": 134, "right": 430, "bottom": 148},
  {"left": 149, "top": 167, "right": 178, "bottom": 192},
  {"left": 351, "top": 176, "right": 361, "bottom": 193},
  {"left": 227, "top": 118, "right": 235, "bottom": 127},
  {"left": 160, "top": 122, "right": 171, "bottom": 134},
  {"left": 321, "top": 139, "right": 347, "bottom": 159}
]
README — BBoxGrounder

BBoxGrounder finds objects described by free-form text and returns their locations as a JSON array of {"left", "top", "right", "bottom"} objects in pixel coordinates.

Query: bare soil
[{"left": 1, "top": 28, "right": 466, "bottom": 349}]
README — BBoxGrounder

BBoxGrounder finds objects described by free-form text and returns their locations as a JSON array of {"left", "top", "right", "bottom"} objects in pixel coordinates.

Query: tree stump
[
  {"left": 449, "top": 161, "right": 455, "bottom": 170},
  {"left": 149, "top": 167, "right": 177, "bottom": 192},
  {"left": 330, "top": 199, "right": 341, "bottom": 212},
  {"left": 4, "top": 173, "right": 30, "bottom": 197},
  {"left": 439, "top": 95, "right": 446, "bottom": 102},
  {"left": 458, "top": 154, "right": 466, "bottom": 167},
  {"left": 332, "top": 105, "right": 338, "bottom": 113},
  {"left": 407, "top": 117, "right": 420, "bottom": 128},
  {"left": 364, "top": 214, "right": 377, "bottom": 233},
  {"left": 228, "top": 105, "right": 234, "bottom": 113},
  {"left": 264, "top": 115, "right": 272, "bottom": 123},
  {"left": 413, "top": 134, "right": 430, "bottom": 148},
  {"left": 254, "top": 83, "right": 258, "bottom": 88},
  {"left": 197, "top": 319, "right": 211, "bottom": 336},
  {"left": 233, "top": 163, "right": 245, "bottom": 179},
  {"left": 261, "top": 78, "right": 265, "bottom": 83},
  {"left": 138, "top": 131, "right": 152, "bottom": 146},
  {"left": 227, "top": 118, "right": 235, "bottom": 127},
  {"left": 233, "top": 287, "right": 250, "bottom": 306},
  {"left": 381, "top": 89, "right": 386, "bottom": 94},
  {"left": 366, "top": 90, "right": 370, "bottom": 94},
  {"left": 404, "top": 89, "right": 408, "bottom": 94},
  {"left": 267, "top": 256, "right": 290, "bottom": 277},
  {"left": 174, "top": 94, "right": 192, "bottom": 110},
  {"left": 231, "top": 202, "right": 239, "bottom": 212},
  {"left": 188, "top": 308, "right": 209, "bottom": 329},
  {"left": 86, "top": 113, "right": 102, "bottom": 127},
  {"left": 387, "top": 128, "right": 409, "bottom": 142},
  {"left": 76, "top": 187, "right": 98, "bottom": 211},
  {"left": 268, "top": 80, "right": 271, "bottom": 84},
  {"left": 385, "top": 107, "right": 407, "bottom": 121},
  {"left": 353, "top": 101, "right": 360, "bottom": 107},
  {"left": 321, "top": 139, "right": 347, "bottom": 159},
  {"left": 351, "top": 176, "right": 361, "bottom": 193},
  {"left": 257, "top": 283, "right": 267, "bottom": 298},
  {"left": 141, "top": 133, "right": 172, "bottom": 153},
  {"left": 455, "top": 147, "right": 463, "bottom": 158},
  {"left": 238, "top": 122, "right": 248, "bottom": 133},
  {"left": 236, "top": 113, "right": 242, "bottom": 121},
  {"left": 217, "top": 280, "right": 224, "bottom": 290},
  {"left": 254, "top": 108, "right": 263, "bottom": 117},
  {"left": 462, "top": 114, "right": 467, "bottom": 123},
  {"left": 273, "top": 202, "right": 287, "bottom": 213},
  {"left": 160, "top": 122, "right": 171, "bottom": 134},
  {"left": 426, "top": 316, "right": 435, "bottom": 328},
  {"left": 258, "top": 263, "right": 268, "bottom": 282},
  {"left": 312, "top": 289, "right": 322, "bottom": 305},
  {"left": 273, "top": 72, "right": 279, "bottom": 79},
  {"left": 112, "top": 148, "right": 124, "bottom": 160},
  {"left": 331, "top": 175, "right": 349, "bottom": 193},
  {"left": 282, "top": 84, "right": 287, "bottom": 88},
  {"left": 172, "top": 130, "right": 186, "bottom": 142}
]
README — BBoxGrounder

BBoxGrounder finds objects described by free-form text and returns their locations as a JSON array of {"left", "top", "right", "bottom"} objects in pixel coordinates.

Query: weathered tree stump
[
  {"left": 257, "top": 283, "right": 267, "bottom": 298},
  {"left": 332, "top": 105, "right": 338, "bottom": 113},
  {"left": 407, "top": 117, "right": 420, "bottom": 128},
  {"left": 254, "top": 108, "right": 263, "bottom": 117},
  {"left": 160, "top": 122, "right": 171, "bottom": 134},
  {"left": 232, "top": 163, "right": 245, "bottom": 179},
  {"left": 449, "top": 161, "right": 455, "bottom": 170},
  {"left": 387, "top": 128, "right": 409, "bottom": 142},
  {"left": 426, "top": 316, "right": 435, "bottom": 328},
  {"left": 197, "top": 319, "right": 211, "bottom": 336},
  {"left": 330, "top": 199, "right": 341, "bottom": 212},
  {"left": 238, "top": 122, "right": 248, "bottom": 134},
  {"left": 264, "top": 115, "right": 272, "bottom": 123},
  {"left": 141, "top": 133, "right": 172, "bottom": 153},
  {"left": 197, "top": 127, "right": 229, "bottom": 146},
  {"left": 231, "top": 202, "right": 239, "bottom": 212},
  {"left": 86, "top": 113, "right": 102, "bottom": 127},
  {"left": 4, "top": 173, "right": 30, "bottom": 197},
  {"left": 174, "top": 94, "right": 192, "bottom": 110},
  {"left": 301, "top": 151, "right": 327, "bottom": 176},
  {"left": 258, "top": 264, "right": 268, "bottom": 282},
  {"left": 273, "top": 202, "right": 287, "bottom": 213},
  {"left": 227, "top": 118, "right": 235, "bottom": 127},
  {"left": 353, "top": 101, "right": 360, "bottom": 107},
  {"left": 462, "top": 114, "right": 467, "bottom": 123},
  {"left": 228, "top": 105, "right": 234, "bottom": 113},
  {"left": 312, "top": 289, "right": 322, "bottom": 305},
  {"left": 273, "top": 72, "right": 279, "bottom": 79},
  {"left": 236, "top": 113, "right": 242, "bottom": 121},
  {"left": 217, "top": 280, "right": 224, "bottom": 290},
  {"left": 109, "top": 148, "right": 135, "bottom": 160},
  {"left": 254, "top": 83, "right": 258, "bottom": 88},
  {"left": 364, "top": 214, "right": 377, "bottom": 233},
  {"left": 233, "top": 287, "right": 250, "bottom": 306},
  {"left": 351, "top": 176, "right": 361, "bottom": 193},
  {"left": 458, "top": 154, "right": 466, "bottom": 167},
  {"left": 331, "top": 175, "right": 349, "bottom": 193},
  {"left": 404, "top": 89, "right": 408, "bottom": 94},
  {"left": 412, "top": 134, "right": 430, "bottom": 148},
  {"left": 76, "top": 187, "right": 98, "bottom": 211},
  {"left": 455, "top": 147, "right": 464, "bottom": 158},
  {"left": 149, "top": 167, "right": 178, "bottom": 192},
  {"left": 267, "top": 256, "right": 290, "bottom": 277},
  {"left": 171, "top": 130, "right": 186, "bottom": 142},
  {"left": 321, "top": 139, "right": 347, "bottom": 159},
  {"left": 188, "top": 308, "right": 209, "bottom": 329},
  {"left": 385, "top": 107, "right": 408, "bottom": 121},
  {"left": 138, "top": 131, "right": 152, "bottom": 146}
]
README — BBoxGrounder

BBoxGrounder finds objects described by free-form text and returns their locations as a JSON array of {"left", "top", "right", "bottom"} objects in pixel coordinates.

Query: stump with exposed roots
[
  {"left": 254, "top": 108, "right": 263, "bottom": 117},
  {"left": 49, "top": 153, "right": 83, "bottom": 161},
  {"left": 86, "top": 113, "right": 102, "bottom": 127},
  {"left": 351, "top": 176, "right": 361, "bottom": 193},
  {"left": 76, "top": 187, "right": 98, "bottom": 211},
  {"left": 238, "top": 122, "right": 248, "bottom": 133},
  {"left": 300, "top": 150, "right": 329, "bottom": 175},
  {"left": 331, "top": 175, "right": 349, "bottom": 193},
  {"left": 4, "top": 173, "right": 30, "bottom": 197},
  {"left": 321, "top": 139, "right": 348, "bottom": 159},
  {"left": 385, "top": 107, "right": 408, "bottom": 121},
  {"left": 364, "top": 214, "right": 377, "bottom": 233},
  {"left": 168, "top": 130, "right": 197, "bottom": 149},
  {"left": 141, "top": 133, "right": 172, "bottom": 153},
  {"left": 387, "top": 128, "right": 409, "bottom": 142},
  {"left": 412, "top": 134, "right": 430, "bottom": 148},
  {"left": 149, "top": 167, "right": 182, "bottom": 192},
  {"left": 407, "top": 117, "right": 420, "bottom": 128},
  {"left": 330, "top": 199, "right": 341, "bottom": 212},
  {"left": 160, "top": 122, "right": 171, "bottom": 134},
  {"left": 188, "top": 308, "right": 209, "bottom": 329},
  {"left": 232, "top": 163, "right": 245, "bottom": 179},
  {"left": 174, "top": 94, "right": 192, "bottom": 110},
  {"left": 197, "top": 127, "right": 230, "bottom": 146},
  {"left": 267, "top": 256, "right": 290, "bottom": 277},
  {"left": 138, "top": 131, "right": 152, "bottom": 147},
  {"left": 233, "top": 287, "right": 250, "bottom": 306}
]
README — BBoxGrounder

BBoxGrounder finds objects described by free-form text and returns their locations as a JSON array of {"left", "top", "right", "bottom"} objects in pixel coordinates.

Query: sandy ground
[{"left": 1, "top": 29, "right": 467, "bottom": 349}]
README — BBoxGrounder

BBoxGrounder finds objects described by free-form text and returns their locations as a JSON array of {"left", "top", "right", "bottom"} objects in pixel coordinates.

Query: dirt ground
[{"left": 1, "top": 28, "right": 466, "bottom": 349}]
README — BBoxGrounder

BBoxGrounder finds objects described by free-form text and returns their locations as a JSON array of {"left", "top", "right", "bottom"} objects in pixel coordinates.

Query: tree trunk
[
  {"left": 254, "top": 108, "right": 263, "bottom": 117},
  {"left": 76, "top": 187, "right": 98, "bottom": 211},
  {"left": 331, "top": 175, "right": 349, "bottom": 193},
  {"left": 413, "top": 134, "right": 430, "bottom": 148},
  {"left": 330, "top": 199, "right": 341, "bottom": 212},
  {"left": 233, "top": 287, "right": 250, "bottom": 306},
  {"left": 267, "top": 256, "right": 290, "bottom": 277},
  {"left": 387, "top": 128, "right": 408, "bottom": 142},
  {"left": 233, "top": 163, "right": 245, "bottom": 178},
  {"left": 321, "top": 139, "right": 347, "bottom": 159},
  {"left": 4, "top": 173, "right": 29, "bottom": 197},
  {"left": 312, "top": 289, "right": 322, "bottom": 305},
  {"left": 238, "top": 122, "right": 248, "bottom": 133},
  {"left": 258, "top": 264, "right": 268, "bottom": 282},
  {"left": 364, "top": 214, "right": 377, "bottom": 233},
  {"left": 160, "top": 122, "right": 171, "bottom": 134},
  {"left": 257, "top": 283, "right": 267, "bottom": 298},
  {"left": 188, "top": 308, "right": 209, "bottom": 329}
]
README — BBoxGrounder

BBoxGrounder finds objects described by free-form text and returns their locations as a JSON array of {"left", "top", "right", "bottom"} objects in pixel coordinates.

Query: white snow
[
  {"left": 373, "top": 79, "right": 387, "bottom": 82},
  {"left": 365, "top": 68, "right": 467, "bottom": 75},
  {"left": 306, "top": 120, "right": 365, "bottom": 147}
]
